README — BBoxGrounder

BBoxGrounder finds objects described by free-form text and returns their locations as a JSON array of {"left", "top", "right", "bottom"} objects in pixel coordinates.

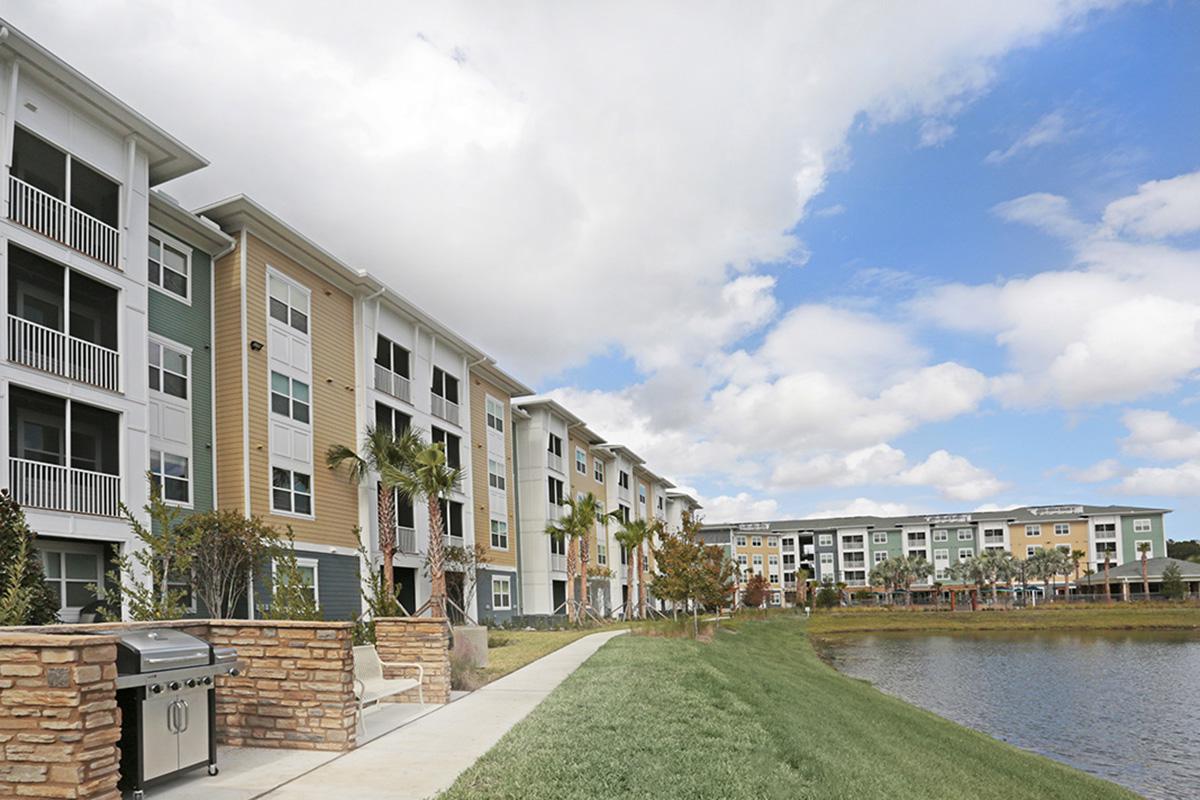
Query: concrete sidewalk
[{"left": 261, "top": 628, "right": 627, "bottom": 800}]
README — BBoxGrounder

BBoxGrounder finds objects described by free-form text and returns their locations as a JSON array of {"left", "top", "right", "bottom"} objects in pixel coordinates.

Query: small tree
[
  {"left": 652, "top": 527, "right": 736, "bottom": 635},
  {"left": 814, "top": 579, "right": 840, "bottom": 609},
  {"left": 0, "top": 491, "right": 58, "bottom": 624},
  {"left": 185, "top": 509, "right": 280, "bottom": 619},
  {"left": 1161, "top": 562, "right": 1186, "bottom": 601},
  {"left": 259, "top": 534, "right": 321, "bottom": 621},
  {"left": 743, "top": 573, "right": 770, "bottom": 608},
  {"left": 107, "top": 484, "right": 200, "bottom": 621}
]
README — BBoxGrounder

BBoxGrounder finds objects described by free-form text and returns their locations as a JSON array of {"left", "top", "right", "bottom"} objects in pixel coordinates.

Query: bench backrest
[{"left": 353, "top": 644, "right": 383, "bottom": 683}]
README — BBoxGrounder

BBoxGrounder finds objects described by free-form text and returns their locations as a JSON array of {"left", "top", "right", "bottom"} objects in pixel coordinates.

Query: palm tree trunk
[
  {"left": 1142, "top": 555, "right": 1149, "bottom": 598},
  {"left": 637, "top": 542, "right": 647, "bottom": 618},
  {"left": 565, "top": 537, "right": 578, "bottom": 623},
  {"left": 990, "top": 580, "right": 998, "bottom": 606},
  {"left": 378, "top": 484, "right": 397, "bottom": 596},
  {"left": 426, "top": 496, "right": 447, "bottom": 618},
  {"left": 579, "top": 534, "right": 590, "bottom": 621},
  {"left": 1104, "top": 558, "right": 1112, "bottom": 603},
  {"left": 1043, "top": 577, "right": 1051, "bottom": 604}
]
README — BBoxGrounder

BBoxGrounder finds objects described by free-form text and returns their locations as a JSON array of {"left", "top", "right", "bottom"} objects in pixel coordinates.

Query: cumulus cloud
[
  {"left": 1103, "top": 170, "right": 1200, "bottom": 239},
  {"left": 1121, "top": 409, "right": 1200, "bottom": 460},
  {"left": 807, "top": 498, "right": 917, "bottom": 518},
  {"left": 1061, "top": 458, "right": 1123, "bottom": 483},
  {"left": 894, "top": 450, "right": 1008, "bottom": 501},
  {"left": 1119, "top": 462, "right": 1200, "bottom": 496},
  {"left": 918, "top": 118, "right": 956, "bottom": 148},
  {"left": 984, "top": 109, "right": 1070, "bottom": 163},
  {"left": 700, "top": 493, "right": 781, "bottom": 524}
]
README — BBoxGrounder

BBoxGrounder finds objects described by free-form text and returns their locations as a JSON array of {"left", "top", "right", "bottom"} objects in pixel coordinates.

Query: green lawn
[
  {"left": 439, "top": 618, "right": 1136, "bottom": 800},
  {"left": 455, "top": 624, "right": 630, "bottom": 689},
  {"left": 808, "top": 602, "right": 1200, "bottom": 635}
]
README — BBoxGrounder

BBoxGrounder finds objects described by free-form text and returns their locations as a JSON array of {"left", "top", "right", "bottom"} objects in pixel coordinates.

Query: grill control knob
[
  {"left": 185, "top": 679, "right": 197, "bottom": 688},
  {"left": 150, "top": 684, "right": 162, "bottom": 694},
  {"left": 228, "top": 668, "right": 240, "bottom": 677},
  {"left": 201, "top": 676, "right": 213, "bottom": 686},
  {"left": 168, "top": 681, "right": 180, "bottom": 691}
]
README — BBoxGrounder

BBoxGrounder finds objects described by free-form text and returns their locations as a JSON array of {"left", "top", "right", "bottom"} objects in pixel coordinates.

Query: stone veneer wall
[
  {"left": 374, "top": 617, "right": 451, "bottom": 705},
  {"left": 205, "top": 621, "right": 357, "bottom": 752},
  {"left": 0, "top": 633, "right": 122, "bottom": 800}
]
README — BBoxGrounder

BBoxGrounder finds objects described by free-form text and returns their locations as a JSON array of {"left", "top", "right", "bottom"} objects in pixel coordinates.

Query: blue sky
[{"left": 9, "top": 2, "right": 1198, "bottom": 533}]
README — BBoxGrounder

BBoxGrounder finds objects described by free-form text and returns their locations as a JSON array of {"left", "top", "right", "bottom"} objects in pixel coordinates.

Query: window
[
  {"left": 490, "top": 518, "right": 509, "bottom": 549},
  {"left": 737, "top": 555, "right": 748, "bottom": 567},
  {"left": 617, "top": 470, "right": 630, "bottom": 489},
  {"left": 148, "top": 340, "right": 188, "bottom": 400},
  {"left": 149, "top": 450, "right": 190, "bottom": 505},
  {"left": 618, "top": 504, "right": 630, "bottom": 523},
  {"left": 735, "top": 535, "right": 747, "bottom": 547},
  {"left": 1026, "top": 545, "right": 1039, "bottom": 557},
  {"left": 548, "top": 433, "right": 563, "bottom": 457},
  {"left": 268, "top": 273, "right": 309, "bottom": 334},
  {"left": 148, "top": 233, "right": 189, "bottom": 300},
  {"left": 1025, "top": 524, "right": 1041, "bottom": 537},
  {"left": 485, "top": 396, "right": 504, "bottom": 432},
  {"left": 769, "top": 574, "right": 779, "bottom": 585},
  {"left": 958, "top": 548, "right": 973, "bottom": 561},
  {"left": 491, "top": 576, "right": 512, "bottom": 610},
  {"left": 782, "top": 537, "right": 795, "bottom": 549},
  {"left": 909, "top": 549, "right": 927, "bottom": 561},
  {"left": 819, "top": 552, "right": 834, "bottom": 569},
  {"left": 270, "top": 372, "right": 310, "bottom": 423},
  {"left": 547, "top": 477, "right": 565, "bottom": 506},
  {"left": 575, "top": 447, "right": 587, "bottom": 475},
  {"left": 273, "top": 557, "right": 318, "bottom": 608},
  {"left": 1054, "top": 523, "right": 1070, "bottom": 536},
  {"left": 752, "top": 555, "right": 763, "bottom": 567},
  {"left": 41, "top": 547, "right": 102, "bottom": 614},
  {"left": 597, "top": 540, "right": 607, "bottom": 566},
  {"left": 768, "top": 555, "right": 779, "bottom": 566},
  {"left": 375, "top": 402, "right": 411, "bottom": 434},
  {"left": 983, "top": 527, "right": 1005, "bottom": 544},
  {"left": 1134, "top": 540, "right": 1153, "bottom": 558},
  {"left": 488, "top": 458, "right": 506, "bottom": 491},
  {"left": 439, "top": 499, "right": 465, "bottom": 539},
  {"left": 431, "top": 366, "right": 459, "bottom": 404},
  {"left": 934, "top": 549, "right": 949, "bottom": 562},
  {"left": 550, "top": 534, "right": 567, "bottom": 557},
  {"left": 1094, "top": 522, "right": 1117, "bottom": 538},
  {"left": 873, "top": 551, "right": 889, "bottom": 564},
  {"left": 271, "top": 468, "right": 312, "bottom": 515},
  {"left": 957, "top": 529, "right": 974, "bottom": 541},
  {"left": 1056, "top": 544, "right": 1071, "bottom": 556},
  {"left": 842, "top": 535, "right": 864, "bottom": 549},
  {"left": 1133, "top": 518, "right": 1152, "bottom": 534},
  {"left": 638, "top": 484, "right": 647, "bottom": 505},
  {"left": 594, "top": 459, "right": 605, "bottom": 483},
  {"left": 375, "top": 335, "right": 410, "bottom": 379},
  {"left": 933, "top": 529, "right": 949, "bottom": 542},
  {"left": 872, "top": 531, "right": 888, "bottom": 545},
  {"left": 751, "top": 535, "right": 762, "bottom": 547},
  {"left": 431, "top": 427, "right": 461, "bottom": 470},
  {"left": 767, "top": 536, "right": 778, "bottom": 547},
  {"left": 818, "top": 534, "right": 833, "bottom": 547}
]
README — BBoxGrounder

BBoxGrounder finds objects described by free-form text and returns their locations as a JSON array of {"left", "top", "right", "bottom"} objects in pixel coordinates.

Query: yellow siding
[
  {"left": 243, "top": 233, "right": 359, "bottom": 549},
  {"left": 212, "top": 242, "right": 245, "bottom": 512},
  {"left": 567, "top": 435, "right": 608, "bottom": 571},
  {"left": 468, "top": 371, "right": 517, "bottom": 568},
  {"left": 1011, "top": 519, "right": 1089, "bottom": 566}
]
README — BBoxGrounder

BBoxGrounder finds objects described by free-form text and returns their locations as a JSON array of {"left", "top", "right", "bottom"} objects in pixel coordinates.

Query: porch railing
[
  {"left": 395, "top": 525, "right": 417, "bottom": 554},
  {"left": 9, "top": 176, "right": 120, "bottom": 269},
  {"left": 547, "top": 451, "right": 563, "bottom": 473},
  {"left": 9, "top": 316, "right": 121, "bottom": 392},
  {"left": 374, "top": 363, "right": 411, "bottom": 404},
  {"left": 430, "top": 392, "right": 459, "bottom": 426},
  {"left": 9, "top": 457, "right": 121, "bottom": 517},
  {"left": 550, "top": 553, "right": 567, "bottom": 573}
]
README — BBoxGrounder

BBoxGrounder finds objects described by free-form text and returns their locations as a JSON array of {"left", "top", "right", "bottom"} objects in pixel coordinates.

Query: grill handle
[
  {"left": 167, "top": 700, "right": 179, "bottom": 733},
  {"left": 145, "top": 653, "right": 207, "bottom": 666},
  {"left": 179, "top": 699, "right": 189, "bottom": 732}
]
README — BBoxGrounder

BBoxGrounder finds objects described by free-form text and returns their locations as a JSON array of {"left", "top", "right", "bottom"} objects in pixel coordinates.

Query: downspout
[
  {"left": 237, "top": 229, "right": 252, "bottom": 618},
  {"left": 2, "top": 51, "right": 18, "bottom": 218},
  {"left": 511, "top": 421, "right": 522, "bottom": 617},
  {"left": 358, "top": 285, "right": 384, "bottom": 618},
  {"left": 209, "top": 234, "right": 237, "bottom": 512}
]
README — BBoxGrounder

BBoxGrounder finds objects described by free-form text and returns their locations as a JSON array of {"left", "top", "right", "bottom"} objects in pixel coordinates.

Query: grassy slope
[
  {"left": 468, "top": 624, "right": 628, "bottom": 686},
  {"left": 440, "top": 619, "right": 1137, "bottom": 800},
  {"left": 808, "top": 603, "right": 1200, "bottom": 635}
]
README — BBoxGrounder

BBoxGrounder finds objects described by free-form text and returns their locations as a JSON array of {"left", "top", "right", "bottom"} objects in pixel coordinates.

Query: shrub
[
  {"left": 258, "top": 533, "right": 321, "bottom": 621},
  {"left": 1161, "top": 562, "right": 1186, "bottom": 601},
  {"left": 815, "top": 580, "right": 840, "bottom": 609},
  {"left": 0, "top": 492, "right": 58, "bottom": 625}
]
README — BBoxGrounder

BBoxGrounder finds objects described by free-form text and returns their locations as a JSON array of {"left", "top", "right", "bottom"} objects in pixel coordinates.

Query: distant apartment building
[{"left": 703, "top": 504, "right": 1170, "bottom": 603}]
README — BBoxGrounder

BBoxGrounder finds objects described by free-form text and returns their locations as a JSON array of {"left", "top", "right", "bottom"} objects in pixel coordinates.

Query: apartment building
[
  {"left": 599, "top": 444, "right": 642, "bottom": 613},
  {"left": 664, "top": 490, "right": 701, "bottom": 534},
  {"left": 468, "top": 360, "right": 531, "bottom": 624},
  {"left": 0, "top": 23, "right": 212, "bottom": 620},
  {"left": 566, "top": 422, "right": 611, "bottom": 616},
  {"left": 703, "top": 504, "right": 1170, "bottom": 600}
]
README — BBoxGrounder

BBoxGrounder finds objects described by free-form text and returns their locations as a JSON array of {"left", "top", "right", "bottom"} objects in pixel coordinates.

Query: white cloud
[
  {"left": 807, "top": 498, "right": 917, "bottom": 518},
  {"left": 1119, "top": 462, "right": 1200, "bottom": 496},
  {"left": 1102, "top": 170, "right": 1200, "bottom": 239},
  {"left": 700, "top": 493, "right": 781, "bottom": 524},
  {"left": 814, "top": 203, "right": 846, "bottom": 218},
  {"left": 1061, "top": 458, "right": 1122, "bottom": 483},
  {"left": 1121, "top": 409, "right": 1200, "bottom": 460},
  {"left": 984, "top": 109, "right": 1070, "bottom": 163},
  {"left": 992, "top": 192, "right": 1089, "bottom": 239},
  {"left": 894, "top": 449, "right": 1008, "bottom": 501},
  {"left": 918, "top": 118, "right": 956, "bottom": 148}
]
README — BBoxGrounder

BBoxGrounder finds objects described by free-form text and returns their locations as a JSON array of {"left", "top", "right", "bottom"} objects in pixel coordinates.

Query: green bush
[{"left": 0, "top": 492, "right": 58, "bottom": 625}]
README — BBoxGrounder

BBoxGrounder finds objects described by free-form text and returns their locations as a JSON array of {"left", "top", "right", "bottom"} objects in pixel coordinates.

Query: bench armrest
[{"left": 379, "top": 660, "right": 425, "bottom": 684}]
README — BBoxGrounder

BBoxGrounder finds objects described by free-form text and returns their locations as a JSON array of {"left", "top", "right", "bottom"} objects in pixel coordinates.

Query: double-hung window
[
  {"left": 575, "top": 447, "right": 587, "bottom": 475},
  {"left": 1025, "top": 524, "right": 1041, "bottom": 537},
  {"left": 958, "top": 548, "right": 973, "bottom": 561},
  {"left": 272, "top": 556, "right": 318, "bottom": 607},
  {"left": 957, "top": 529, "right": 974, "bottom": 541},
  {"left": 150, "top": 450, "right": 190, "bottom": 505},
  {"left": 431, "top": 427, "right": 461, "bottom": 470},
  {"left": 933, "top": 529, "right": 948, "bottom": 542},
  {"left": 1054, "top": 523, "right": 1070, "bottom": 536},
  {"left": 148, "top": 341, "right": 188, "bottom": 400},
  {"left": 488, "top": 458, "right": 506, "bottom": 491},
  {"left": 1132, "top": 519, "right": 1152, "bottom": 534},
  {"left": 751, "top": 535, "right": 762, "bottom": 547},
  {"left": 491, "top": 576, "right": 512, "bottom": 610},
  {"left": 872, "top": 531, "right": 888, "bottom": 545},
  {"left": 272, "top": 468, "right": 312, "bottom": 515},
  {"left": 735, "top": 535, "right": 747, "bottom": 547},
  {"left": 485, "top": 396, "right": 504, "bottom": 432},
  {"left": 269, "top": 273, "right": 309, "bottom": 333},
  {"left": 148, "top": 232, "right": 190, "bottom": 301},
  {"left": 490, "top": 518, "right": 509, "bottom": 549},
  {"left": 271, "top": 372, "right": 310, "bottom": 423},
  {"left": 818, "top": 534, "right": 833, "bottom": 547},
  {"left": 594, "top": 459, "right": 605, "bottom": 483},
  {"left": 597, "top": 540, "right": 607, "bottom": 565}
]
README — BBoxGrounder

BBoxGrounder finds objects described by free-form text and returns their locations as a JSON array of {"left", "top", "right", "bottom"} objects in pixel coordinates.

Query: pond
[{"left": 817, "top": 630, "right": 1200, "bottom": 800}]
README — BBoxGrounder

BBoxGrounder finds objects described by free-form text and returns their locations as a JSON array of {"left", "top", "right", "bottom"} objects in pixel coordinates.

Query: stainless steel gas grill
[{"left": 114, "top": 629, "right": 239, "bottom": 799}]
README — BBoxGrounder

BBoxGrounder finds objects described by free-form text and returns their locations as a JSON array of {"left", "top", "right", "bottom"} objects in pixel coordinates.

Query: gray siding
[
  {"left": 253, "top": 549, "right": 361, "bottom": 621},
  {"left": 477, "top": 568, "right": 520, "bottom": 624}
]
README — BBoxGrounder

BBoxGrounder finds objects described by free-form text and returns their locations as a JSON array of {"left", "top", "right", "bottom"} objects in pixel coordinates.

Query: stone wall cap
[
  {"left": 374, "top": 616, "right": 450, "bottom": 623},
  {"left": 0, "top": 631, "right": 119, "bottom": 647}
]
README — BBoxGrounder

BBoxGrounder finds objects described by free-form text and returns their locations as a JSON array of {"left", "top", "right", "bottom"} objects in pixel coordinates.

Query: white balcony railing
[
  {"left": 374, "top": 364, "right": 411, "bottom": 404},
  {"left": 547, "top": 451, "right": 563, "bottom": 473},
  {"left": 9, "top": 177, "right": 120, "bottom": 269},
  {"left": 618, "top": 484, "right": 630, "bottom": 500},
  {"left": 10, "top": 457, "right": 121, "bottom": 517},
  {"left": 9, "top": 316, "right": 120, "bottom": 392},
  {"left": 445, "top": 533, "right": 464, "bottom": 548},
  {"left": 429, "top": 392, "right": 459, "bottom": 426},
  {"left": 550, "top": 553, "right": 567, "bottom": 573},
  {"left": 395, "top": 525, "right": 417, "bottom": 554},
  {"left": 547, "top": 503, "right": 562, "bottom": 521}
]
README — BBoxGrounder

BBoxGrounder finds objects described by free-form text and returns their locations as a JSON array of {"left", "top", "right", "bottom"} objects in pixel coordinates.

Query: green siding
[
  {"left": 868, "top": 530, "right": 903, "bottom": 561},
  {"left": 1120, "top": 514, "right": 1165, "bottom": 562},
  {"left": 147, "top": 246, "right": 214, "bottom": 516}
]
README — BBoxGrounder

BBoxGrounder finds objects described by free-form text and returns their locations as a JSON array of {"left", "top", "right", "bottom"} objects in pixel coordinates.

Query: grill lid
[{"left": 116, "top": 629, "right": 211, "bottom": 673}]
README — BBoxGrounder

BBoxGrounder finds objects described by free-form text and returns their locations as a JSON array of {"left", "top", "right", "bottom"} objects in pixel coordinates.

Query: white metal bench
[{"left": 352, "top": 644, "right": 425, "bottom": 734}]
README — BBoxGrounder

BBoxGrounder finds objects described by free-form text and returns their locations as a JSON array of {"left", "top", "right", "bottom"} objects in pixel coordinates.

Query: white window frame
[
  {"left": 148, "top": 338, "right": 190, "bottom": 401},
  {"left": 575, "top": 447, "right": 587, "bottom": 475},
  {"left": 768, "top": 554, "right": 779, "bottom": 566},
  {"left": 485, "top": 395, "right": 504, "bottom": 433},
  {"left": 271, "top": 466, "right": 314, "bottom": 518},
  {"left": 148, "top": 228, "right": 192, "bottom": 304},
  {"left": 488, "top": 458, "right": 506, "bottom": 492},
  {"left": 767, "top": 536, "right": 778, "bottom": 547},
  {"left": 1133, "top": 539, "right": 1153, "bottom": 558},
  {"left": 933, "top": 529, "right": 949, "bottom": 542},
  {"left": 873, "top": 551, "right": 888, "bottom": 564},
  {"left": 934, "top": 548, "right": 949, "bottom": 562},
  {"left": 597, "top": 540, "right": 607, "bottom": 566},
  {"left": 270, "top": 371, "right": 311, "bottom": 425},
  {"left": 872, "top": 531, "right": 888, "bottom": 545},
  {"left": 272, "top": 556, "right": 320, "bottom": 609},
  {"left": 752, "top": 554, "right": 763, "bottom": 566},
  {"left": 594, "top": 458, "right": 605, "bottom": 483},
  {"left": 735, "top": 535, "right": 747, "bottom": 547},
  {"left": 1132, "top": 518, "right": 1152, "bottom": 534},
  {"left": 751, "top": 535, "right": 763, "bottom": 547},
  {"left": 1026, "top": 545, "right": 1039, "bottom": 558},
  {"left": 490, "top": 518, "right": 509, "bottom": 550},
  {"left": 491, "top": 575, "right": 512, "bottom": 610},
  {"left": 958, "top": 548, "right": 974, "bottom": 561},
  {"left": 149, "top": 449, "right": 192, "bottom": 508},
  {"left": 1025, "top": 524, "right": 1041, "bottom": 537},
  {"left": 818, "top": 534, "right": 833, "bottom": 547},
  {"left": 39, "top": 542, "right": 105, "bottom": 619},
  {"left": 268, "top": 269, "right": 311, "bottom": 335},
  {"left": 737, "top": 554, "right": 748, "bottom": 567},
  {"left": 1054, "top": 523, "right": 1070, "bottom": 536},
  {"left": 957, "top": 529, "right": 974, "bottom": 542}
]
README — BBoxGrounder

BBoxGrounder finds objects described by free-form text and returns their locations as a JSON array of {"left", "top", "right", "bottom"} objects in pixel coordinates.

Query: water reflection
[{"left": 818, "top": 630, "right": 1200, "bottom": 800}]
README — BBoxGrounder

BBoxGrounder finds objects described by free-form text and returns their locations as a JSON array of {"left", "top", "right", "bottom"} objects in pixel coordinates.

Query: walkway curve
[{"left": 261, "top": 628, "right": 628, "bottom": 800}]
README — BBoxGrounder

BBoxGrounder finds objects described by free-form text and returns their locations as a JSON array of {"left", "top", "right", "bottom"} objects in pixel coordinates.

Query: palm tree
[
  {"left": 869, "top": 558, "right": 898, "bottom": 603},
  {"left": 617, "top": 518, "right": 653, "bottom": 618},
  {"left": 893, "top": 555, "right": 932, "bottom": 607},
  {"left": 1137, "top": 541, "right": 1152, "bottom": 598},
  {"left": 326, "top": 424, "right": 420, "bottom": 597},
  {"left": 570, "top": 492, "right": 620, "bottom": 620},
  {"left": 1103, "top": 551, "right": 1113, "bottom": 603},
  {"left": 544, "top": 507, "right": 578, "bottom": 621},
  {"left": 1069, "top": 549, "right": 1087, "bottom": 596},
  {"left": 382, "top": 441, "right": 461, "bottom": 618}
]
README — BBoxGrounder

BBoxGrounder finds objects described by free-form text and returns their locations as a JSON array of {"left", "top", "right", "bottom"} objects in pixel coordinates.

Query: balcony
[
  {"left": 618, "top": 483, "right": 630, "bottom": 501},
  {"left": 8, "top": 247, "right": 121, "bottom": 392},
  {"left": 445, "top": 533, "right": 464, "bottom": 549},
  {"left": 547, "top": 502, "right": 563, "bottom": 521},
  {"left": 395, "top": 525, "right": 417, "bottom": 554},
  {"left": 984, "top": 534, "right": 1005, "bottom": 546},
  {"left": 9, "top": 458, "right": 120, "bottom": 517},
  {"left": 842, "top": 557, "right": 866, "bottom": 570},
  {"left": 550, "top": 553, "right": 567, "bottom": 573},
  {"left": 9, "top": 127, "right": 121, "bottom": 269},
  {"left": 547, "top": 451, "right": 563, "bottom": 473},
  {"left": 430, "top": 392, "right": 459, "bottom": 426},
  {"left": 374, "top": 363, "right": 411, "bottom": 404}
]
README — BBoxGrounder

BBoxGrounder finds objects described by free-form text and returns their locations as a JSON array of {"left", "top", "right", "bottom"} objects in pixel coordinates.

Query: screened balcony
[
  {"left": 9, "top": 127, "right": 120, "bottom": 268},
  {"left": 8, "top": 386, "right": 121, "bottom": 517},
  {"left": 7, "top": 246, "right": 120, "bottom": 391}
]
